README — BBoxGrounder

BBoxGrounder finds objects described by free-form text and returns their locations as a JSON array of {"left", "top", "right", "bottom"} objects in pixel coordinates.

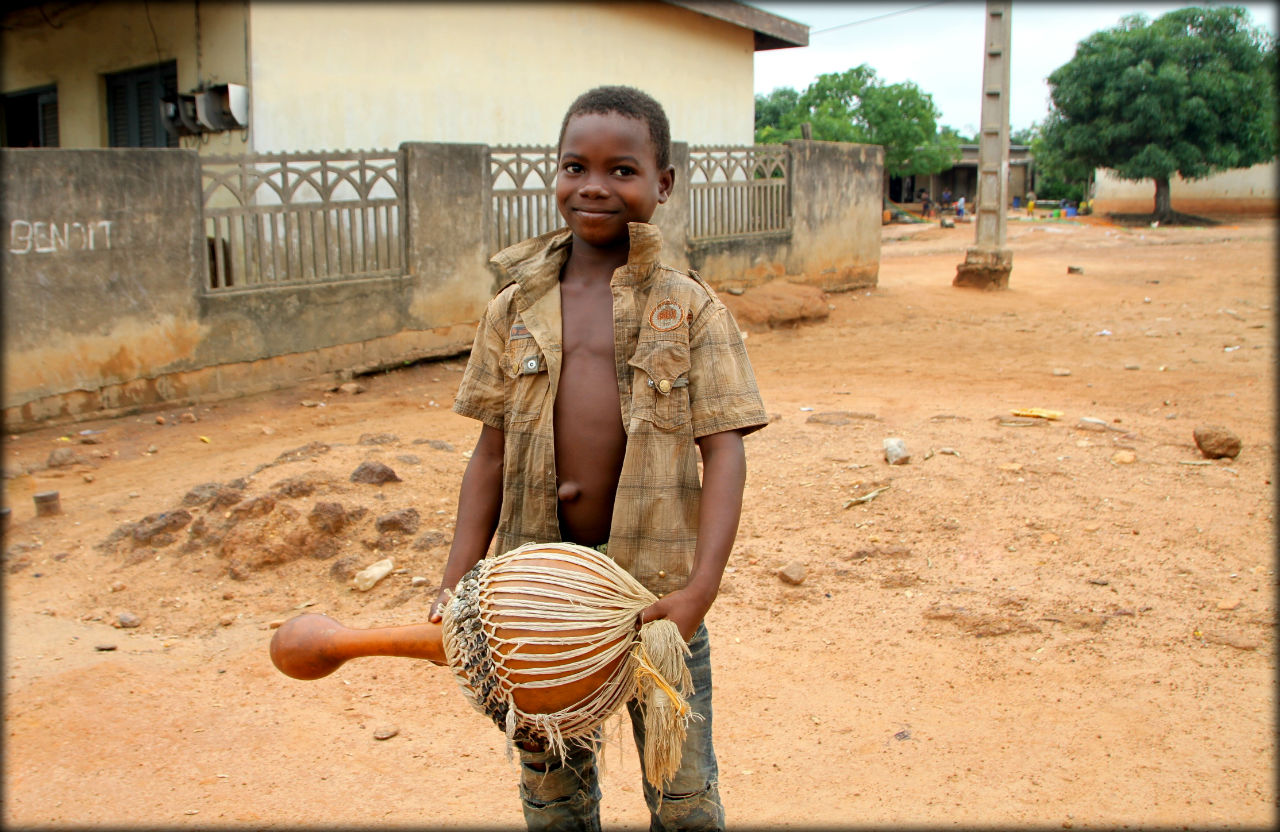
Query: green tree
[
  {"left": 1044, "top": 5, "right": 1277, "bottom": 221},
  {"left": 753, "top": 65, "right": 961, "bottom": 183},
  {"left": 754, "top": 87, "right": 802, "bottom": 143}
]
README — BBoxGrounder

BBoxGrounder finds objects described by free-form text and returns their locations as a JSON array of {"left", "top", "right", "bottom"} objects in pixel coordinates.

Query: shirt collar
[{"left": 490, "top": 222, "right": 664, "bottom": 297}]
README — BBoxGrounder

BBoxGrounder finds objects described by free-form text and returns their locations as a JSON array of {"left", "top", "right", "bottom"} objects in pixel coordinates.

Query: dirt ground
[{"left": 3, "top": 213, "right": 1275, "bottom": 830}]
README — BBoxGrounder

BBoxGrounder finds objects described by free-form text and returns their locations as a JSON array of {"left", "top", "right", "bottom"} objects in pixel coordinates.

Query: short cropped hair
[{"left": 558, "top": 85, "right": 672, "bottom": 171}]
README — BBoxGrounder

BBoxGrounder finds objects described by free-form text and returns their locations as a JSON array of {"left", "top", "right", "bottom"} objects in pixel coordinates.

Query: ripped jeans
[{"left": 518, "top": 623, "right": 724, "bottom": 831}]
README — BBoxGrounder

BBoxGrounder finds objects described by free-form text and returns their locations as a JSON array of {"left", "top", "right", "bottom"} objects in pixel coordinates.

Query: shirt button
[
  {"left": 656, "top": 379, "right": 672, "bottom": 394},
  {"left": 657, "top": 570, "right": 666, "bottom": 578}
]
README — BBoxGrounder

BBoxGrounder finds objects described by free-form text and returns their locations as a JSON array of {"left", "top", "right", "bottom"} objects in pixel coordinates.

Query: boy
[{"left": 429, "top": 85, "right": 766, "bottom": 831}]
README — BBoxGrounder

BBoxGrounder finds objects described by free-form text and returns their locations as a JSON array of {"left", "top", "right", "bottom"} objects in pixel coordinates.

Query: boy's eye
[
  {"left": 613, "top": 166, "right": 636, "bottom": 176},
  {"left": 562, "top": 162, "right": 584, "bottom": 173}
]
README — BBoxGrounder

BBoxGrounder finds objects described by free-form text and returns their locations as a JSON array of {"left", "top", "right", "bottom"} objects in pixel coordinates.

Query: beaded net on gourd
[{"left": 440, "top": 542, "right": 693, "bottom": 787}]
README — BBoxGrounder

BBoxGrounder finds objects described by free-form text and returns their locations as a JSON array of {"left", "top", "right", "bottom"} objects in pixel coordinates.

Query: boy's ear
[{"left": 657, "top": 165, "right": 675, "bottom": 204}]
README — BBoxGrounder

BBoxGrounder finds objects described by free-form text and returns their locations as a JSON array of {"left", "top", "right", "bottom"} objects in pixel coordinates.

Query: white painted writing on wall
[{"left": 9, "top": 220, "right": 114, "bottom": 254}]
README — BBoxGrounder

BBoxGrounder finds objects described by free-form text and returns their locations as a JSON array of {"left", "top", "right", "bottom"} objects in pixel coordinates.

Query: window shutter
[{"left": 37, "top": 92, "right": 58, "bottom": 147}]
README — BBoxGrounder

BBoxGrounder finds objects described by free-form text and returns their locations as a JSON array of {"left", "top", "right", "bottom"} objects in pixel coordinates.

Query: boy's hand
[
  {"left": 428, "top": 588, "right": 450, "bottom": 624},
  {"left": 639, "top": 588, "right": 713, "bottom": 643}
]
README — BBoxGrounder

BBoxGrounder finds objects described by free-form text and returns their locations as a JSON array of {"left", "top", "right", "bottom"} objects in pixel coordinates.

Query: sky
[{"left": 748, "top": 1, "right": 1278, "bottom": 136}]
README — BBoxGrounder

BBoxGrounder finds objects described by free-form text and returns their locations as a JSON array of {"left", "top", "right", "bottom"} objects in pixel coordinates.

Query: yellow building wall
[
  {"left": 245, "top": 1, "right": 756, "bottom": 151},
  {"left": 1092, "top": 161, "right": 1278, "bottom": 216},
  {"left": 1, "top": 0, "right": 249, "bottom": 154}
]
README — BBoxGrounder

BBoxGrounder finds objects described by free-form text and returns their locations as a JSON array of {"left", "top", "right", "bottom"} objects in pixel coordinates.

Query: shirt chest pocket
[
  {"left": 628, "top": 338, "right": 691, "bottom": 431},
  {"left": 500, "top": 336, "right": 549, "bottom": 424}
]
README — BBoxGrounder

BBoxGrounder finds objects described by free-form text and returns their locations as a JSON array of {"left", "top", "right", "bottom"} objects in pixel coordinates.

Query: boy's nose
[{"left": 578, "top": 181, "right": 609, "bottom": 199}]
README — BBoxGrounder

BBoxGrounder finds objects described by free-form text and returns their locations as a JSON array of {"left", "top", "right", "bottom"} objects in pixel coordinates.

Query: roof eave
[{"left": 663, "top": 0, "right": 809, "bottom": 50}]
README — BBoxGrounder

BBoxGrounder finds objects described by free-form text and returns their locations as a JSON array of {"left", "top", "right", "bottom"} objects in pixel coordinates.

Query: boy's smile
[{"left": 556, "top": 112, "right": 674, "bottom": 251}]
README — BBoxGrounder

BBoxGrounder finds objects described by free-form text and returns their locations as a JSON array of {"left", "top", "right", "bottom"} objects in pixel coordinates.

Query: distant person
[
  {"left": 956, "top": 195, "right": 966, "bottom": 218},
  {"left": 941, "top": 188, "right": 952, "bottom": 211},
  {"left": 1026, "top": 189, "right": 1036, "bottom": 216},
  {"left": 919, "top": 188, "right": 932, "bottom": 218}
]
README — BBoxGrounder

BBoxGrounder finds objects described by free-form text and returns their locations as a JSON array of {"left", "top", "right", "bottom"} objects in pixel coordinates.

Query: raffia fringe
[{"left": 635, "top": 619, "right": 694, "bottom": 789}]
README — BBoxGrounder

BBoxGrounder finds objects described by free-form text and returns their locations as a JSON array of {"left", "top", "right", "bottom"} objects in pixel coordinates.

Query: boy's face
[{"left": 556, "top": 112, "right": 674, "bottom": 250}]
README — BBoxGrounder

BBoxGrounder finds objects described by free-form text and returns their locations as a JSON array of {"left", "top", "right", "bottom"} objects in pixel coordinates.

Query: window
[
  {"left": 105, "top": 60, "right": 177, "bottom": 148},
  {"left": 2, "top": 85, "right": 59, "bottom": 147}
]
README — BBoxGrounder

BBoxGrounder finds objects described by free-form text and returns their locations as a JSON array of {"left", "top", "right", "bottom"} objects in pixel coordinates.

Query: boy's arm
[
  {"left": 429, "top": 423, "right": 505, "bottom": 622},
  {"left": 639, "top": 428, "right": 746, "bottom": 641}
]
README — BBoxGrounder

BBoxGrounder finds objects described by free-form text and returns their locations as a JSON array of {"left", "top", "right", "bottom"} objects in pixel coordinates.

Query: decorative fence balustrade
[
  {"left": 688, "top": 146, "right": 790, "bottom": 241},
  {"left": 487, "top": 144, "right": 794, "bottom": 250},
  {"left": 201, "top": 150, "right": 406, "bottom": 292},
  {"left": 489, "top": 146, "right": 563, "bottom": 251}
]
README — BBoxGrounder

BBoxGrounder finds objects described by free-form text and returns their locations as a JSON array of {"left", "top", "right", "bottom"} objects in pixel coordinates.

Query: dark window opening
[
  {"left": 2, "top": 85, "right": 59, "bottom": 147},
  {"left": 106, "top": 60, "right": 177, "bottom": 148}
]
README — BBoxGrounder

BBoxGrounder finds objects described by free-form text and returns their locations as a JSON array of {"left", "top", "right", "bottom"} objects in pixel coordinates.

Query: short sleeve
[
  {"left": 452, "top": 305, "right": 506, "bottom": 431},
  {"left": 687, "top": 302, "right": 768, "bottom": 438}
]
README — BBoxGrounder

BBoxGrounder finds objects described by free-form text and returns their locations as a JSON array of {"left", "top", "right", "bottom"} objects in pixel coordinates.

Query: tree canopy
[
  {"left": 754, "top": 65, "right": 961, "bottom": 182},
  {"left": 1043, "top": 5, "right": 1278, "bottom": 219}
]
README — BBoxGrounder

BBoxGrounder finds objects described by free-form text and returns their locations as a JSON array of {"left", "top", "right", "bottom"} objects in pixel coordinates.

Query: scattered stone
[
  {"left": 806, "top": 411, "right": 879, "bottom": 426},
  {"left": 299, "top": 400, "right": 322, "bottom": 408},
  {"left": 1087, "top": 578, "right": 1110, "bottom": 586},
  {"left": 412, "top": 439, "right": 455, "bottom": 452},
  {"left": 777, "top": 561, "right": 807, "bottom": 585},
  {"left": 1193, "top": 425, "right": 1241, "bottom": 459},
  {"left": 350, "top": 461, "right": 401, "bottom": 484},
  {"left": 110, "top": 581, "right": 126, "bottom": 592},
  {"left": 329, "top": 556, "right": 360, "bottom": 583},
  {"left": 883, "top": 438, "right": 910, "bottom": 465},
  {"left": 395, "top": 454, "right": 422, "bottom": 465},
  {"left": 180, "top": 412, "right": 198, "bottom": 423},
  {"left": 413, "top": 531, "right": 450, "bottom": 550},
  {"left": 132, "top": 510, "right": 193, "bottom": 544},
  {"left": 219, "top": 614, "right": 235, "bottom": 627},
  {"left": 94, "top": 643, "right": 118, "bottom": 652},
  {"left": 273, "top": 442, "right": 331, "bottom": 466},
  {"left": 1199, "top": 630, "right": 1258, "bottom": 651},
  {"left": 726, "top": 287, "right": 745, "bottom": 295},
  {"left": 268, "top": 619, "right": 286, "bottom": 629},
  {"left": 1067, "top": 265, "right": 1084, "bottom": 274},
  {"left": 1052, "top": 368, "right": 1072, "bottom": 376},
  {"left": 273, "top": 474, "right": 322, "bottom": 499},
  {"left": 353, "top": 558, "right": 394, "bottom": 591},
  {"left": 221, "top": 590, "right": 235, "bottom": 600},
  {"left": 411, "top": 576, "right": 431, "bottom": 587},
  {"left": 376, "top": 508, "right": 421, "bottom": 535},
  {"left": 998, "top": 462, "right": 1023, "bottom": 472},
  {"left": 1110, "top": 450, "right": 1138, "bottom": 465},
  {"left": 146, "top": 444, "right": 159, "bottom": 454},
  {"left": 938, "top": 447, "right": 960, "bottom": 456},
  {"left": 373, "top": 725, "right": 399, "bottom": 740},
  {"left": 230, "top": 495, "right": 276, "bottom": 519},
  {"left": 359, "top": 433, "right": 399, "bottom": 446},
  {"left": 155, "top": 415, "right": 166, "bottom": 425},
  {"left": 338, "top": 382, "right": 366, "bottom": 395},
  {"left": 1216, "top": 599, "right": 1242, "bottom": 611},
  {"left": 1076, "top": 417, "right": 1111, "bottom": 432},
  {"left": 82, "top": 473, "right": 95, "bottom": 483},
  {"left": 114, "top": 611, "right": 141, "bottom": 629},
  {"left": 79, "top": 434, "right": 103, "bottom": 445},
  {"left": 46, "top": 447, "right": 81, "bottom": 468},
  {"left": 309, "top": 502, "right": 348, "bottom": 535},
  {"left": 261, "top": 426, "right": 276, "bottom": 436}
]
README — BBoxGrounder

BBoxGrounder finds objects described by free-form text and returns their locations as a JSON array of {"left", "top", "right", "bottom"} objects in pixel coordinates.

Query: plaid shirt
[{"left": 453, "top": 222, "right": 767, "bottom": 596}]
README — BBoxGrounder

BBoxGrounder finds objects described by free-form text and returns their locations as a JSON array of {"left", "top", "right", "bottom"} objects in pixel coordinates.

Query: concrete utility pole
[{"left": 954, "top": 0, "right": 1013, "bottom": 289}]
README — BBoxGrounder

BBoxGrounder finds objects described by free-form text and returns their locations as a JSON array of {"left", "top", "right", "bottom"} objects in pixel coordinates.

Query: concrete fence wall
[{"left": 2, "top": 140, "right": 880, "bottom": 432}]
